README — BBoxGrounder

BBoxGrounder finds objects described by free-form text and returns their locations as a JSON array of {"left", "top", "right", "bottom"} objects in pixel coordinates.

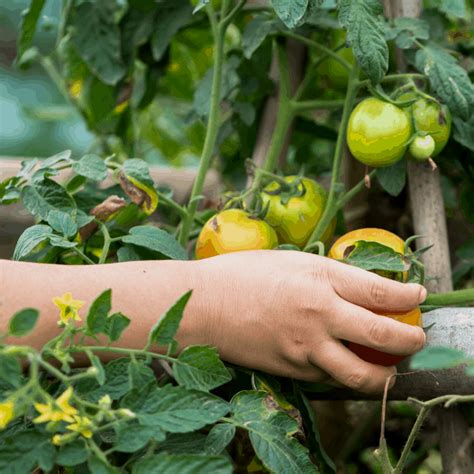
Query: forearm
[{"left": 0, "top": 259, "right": 206, "bottom": 352}]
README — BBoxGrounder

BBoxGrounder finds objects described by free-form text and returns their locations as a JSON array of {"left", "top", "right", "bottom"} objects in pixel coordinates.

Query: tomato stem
[
  {"left": 280, "top": 31, "right": 353, "bottom": 71},
  {"left": 357, "top": 73, "right": 426, "bottom": 89},
  {"left": 178, "top": 0, "right": 241, "bottom": 246},
  {"left": 424, "top": 288, "right": 474, "bottom": 307},
  {"left": 304, "top": 64, "right": 360, "bottom": 251},
  {"left": 249, "top": 41, "right": 294, "bottom": 206}
]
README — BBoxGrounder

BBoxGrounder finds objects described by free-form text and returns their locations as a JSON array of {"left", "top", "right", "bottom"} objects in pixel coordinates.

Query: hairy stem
[
  {"left": 304, "top": 65, "right": 360, "bottom": 250},
  {"left": 394, "top": 406, "right": 430, "bottom": 473},
  {"left": 424, "top": 288, "right": 474, "bottom": 307},
  {"left": 280, "top": 31, "right": 352, "bottom": 71},
  {"left": 178, "top": 1, "right": 233, "bottom": 246}
]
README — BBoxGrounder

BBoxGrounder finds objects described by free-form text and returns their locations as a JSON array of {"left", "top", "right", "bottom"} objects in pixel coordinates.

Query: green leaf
[
  {"left": 132, "top": 453, "right": 232, "bottom": 474},
  {"left": 174, "top": 345, "right": 232, "bottom": 392},
  {"left": 156, "top": 432, "right": 207, "bottom": 454},
  {"left": 71, "top": 0, "right": 125, "bottom": 85},
  {"left": 82, "top": 76, "right": 117, "bottom": 125},
  {"left": 57, "top": 439, "right": 89, "bottom": 466},
  {"left": 114, "top": 422, "right": 165, "bottom": 453},
  {"left": 342, "top": 241, "right": 409, "bottom": 272},
  {"left": 295, "top": 389, "right": 336, "bottom": 471},
  {"left": 88, "top": 352, "right": 106, "bottom": 385},
  {"left": 410, "top": 346, "right": 470, "bottom": 370},
  {"left": 122, "top": 159, "right": 154, "bottom": 189},
  {"left": 0, "top": 430, "right": 55, "bottom": 473},
  {"left": 376, "top": 158, "right": 407, "bottom": 196},
  {"left": 86, "top": 289, "right": 112, "bottom": 335},
  {"left": 242, "top": 16, "right": 275, "bottom": 59},
  {"left": 21, "top": 178, "right": 76, "bottom": 222},
  {"left": 271, "top": 0, "right": 309, "bottom": 29},
  {"left": 87, "top": 455, "right": 118, "bottom": 474},
  {"left": 248, "top": 422, "right": 318, "bottom": 474},
  {"left": 438, "top": 0, "right": 467, "bottom": 18},
  {"left": 338, "top": 0, "right": 389, "bottom": 84},
  {"left": 121, "top": 384, "right": 230, "bottom": 432},
  {"left": 38, "top": 150, "right": 73, "bottom": 170},
  {"left": 453, "top": 115, "right": 474, "bottom": 151},
  {"left": 0, "top": 354, "right": 22, "bottom": 389},
  {"left": 151, "top": 2, "right": 193, "bottom": 61},
  {"left": 8, "top": 308, "right": 39, "bottom": 337},
  {"left": 192, "top": 0, "right": 211, "bottom": 14},
  {"left": 72, "top": 154, "right": 108, "bottom": 181},
  {"left": 74, "top": 358, "right": 130, "bottom": 402},
  {"left": 128, "top": 360, "right": 156, "bottom": 389},
  {"left": 12, "top": 224, "right": 54, "bottom": 261},
  {"left": 148, "top": 290, "right": 193, "bottom": 348},
  {"left": 106, "top": 312, "right": 131, "bottom": 342},
  {"left": 17, "top": 0, "right": 46, "bottom": 60},
  {"left": 385, "top": 17, "right": 430, "bottom": 49},
  {"left": 415, "top": 45, "right": 474, "bottom": 120},
  {"left": 205, "top": 424, "right": 236, "bottom": 455},
  {"left": 48, "top": 210, "right": 78, "bottom": 238},
  {"left": 230, "top": 391, "right": 316, "bottom": 473}
]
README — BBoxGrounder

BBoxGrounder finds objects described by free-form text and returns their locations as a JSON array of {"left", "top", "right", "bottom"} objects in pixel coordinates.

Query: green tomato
[
  {"left": 409, "top": 135, "right": 436, "bottom": 161},
  {"left": 318, "top": 29, "right": 355, "bottom": 90},
  {"left": 399, "top": 93, "right": 451, "bottom": 157},
  {"left": 261, "top": 176, "right": 334, "bottom": 248},
  {"left": 347, "top": 98, "right": 412, "bottom": 167}
]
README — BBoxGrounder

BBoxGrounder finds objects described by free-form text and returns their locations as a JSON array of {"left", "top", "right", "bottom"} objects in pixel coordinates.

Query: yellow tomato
[
  {"left": 328, "top": 227, "right": 405, "bottom": 259},
  {"left": 329, "top": 227, "right": 408, "bottom": 281},
  {"left": 195, "top": 209, "right": 278, "bottom": 259}
]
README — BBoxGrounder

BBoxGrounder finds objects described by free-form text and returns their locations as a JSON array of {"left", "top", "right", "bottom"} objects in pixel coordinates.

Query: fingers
[
  {"left": 309, "top": 340, "right": 397, "bottom": 393},
  {"left": 329, "top": 300, "right": 426, "bottom": 355},
  {"left": 325, "top": 258, "right": 426, "bottom": 312}
]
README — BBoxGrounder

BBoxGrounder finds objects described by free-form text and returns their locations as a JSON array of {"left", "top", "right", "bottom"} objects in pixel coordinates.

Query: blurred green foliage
[{"left": 0, "top": 0, "right": 92, "bottom": 157}]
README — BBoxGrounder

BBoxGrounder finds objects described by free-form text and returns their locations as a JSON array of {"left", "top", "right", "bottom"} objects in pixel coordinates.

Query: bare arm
[{"left": 0, "top": 251, "right": 426, "bottom": 393}]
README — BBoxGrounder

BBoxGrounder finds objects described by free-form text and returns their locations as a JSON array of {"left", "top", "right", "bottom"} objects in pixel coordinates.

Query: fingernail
[{"left": 418, "top": 286, "right": 427, "bottom": 303}]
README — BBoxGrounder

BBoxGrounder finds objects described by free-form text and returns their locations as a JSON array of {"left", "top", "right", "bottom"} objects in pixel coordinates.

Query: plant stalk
[
  {"left": 178, "top": 2, "right": 233, "bottom": 246},
  {"left": 304, "top": 65, "right": 360, "bottom": 250},
  {"left": 424, "top": 288, "right": 474, "bottom": 307}
]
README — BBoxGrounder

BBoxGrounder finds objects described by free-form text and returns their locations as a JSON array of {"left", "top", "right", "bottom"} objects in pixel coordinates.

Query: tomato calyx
[{"left": 262, "top": 177, "right": 307, "bottom": 205}]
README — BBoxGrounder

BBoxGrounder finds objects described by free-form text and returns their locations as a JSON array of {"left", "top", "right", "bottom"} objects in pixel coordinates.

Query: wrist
[{"left": 175, "top": 259, "right": 215, "bottom": 350}]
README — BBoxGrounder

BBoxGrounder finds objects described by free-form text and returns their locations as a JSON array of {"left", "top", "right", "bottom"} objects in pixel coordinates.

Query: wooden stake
[{"left": 383, "top": 2, "right": 474, "bottom": 472}]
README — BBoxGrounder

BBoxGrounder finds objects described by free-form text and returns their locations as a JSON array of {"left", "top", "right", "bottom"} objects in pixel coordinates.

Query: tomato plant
[{"left": 1, "top": 0, "right": 474, "bottom": 473}]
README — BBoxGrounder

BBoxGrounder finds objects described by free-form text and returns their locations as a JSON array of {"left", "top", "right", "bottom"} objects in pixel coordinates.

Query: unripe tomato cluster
[
  {"left": 347, "top": 95, "right": 451, "bottom": 168},
  {"left": 195, "top": 177, "right": 334, "bottom": 259}
]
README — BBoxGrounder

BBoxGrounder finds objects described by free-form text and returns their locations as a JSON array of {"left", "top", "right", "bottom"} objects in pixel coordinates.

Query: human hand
[{"left": 184, "top": 250, "right": 426, "bottom": 393}]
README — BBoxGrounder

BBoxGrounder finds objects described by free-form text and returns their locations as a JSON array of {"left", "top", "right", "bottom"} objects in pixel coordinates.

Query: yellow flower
[
  {"left": 67, "top": 415, "right": 93, "bottom": 439},
  {"left": 0, "top": 400, "right": 15, "bottom": 430},
  {"left": 34, "top": 387, "right": 78, "bottom": 424},
  {"left": 52, "top": 293, "right": 85, "bottom": 324},
  {"left": 52, "top": 434, "right": 64, "bottom": 446}
]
